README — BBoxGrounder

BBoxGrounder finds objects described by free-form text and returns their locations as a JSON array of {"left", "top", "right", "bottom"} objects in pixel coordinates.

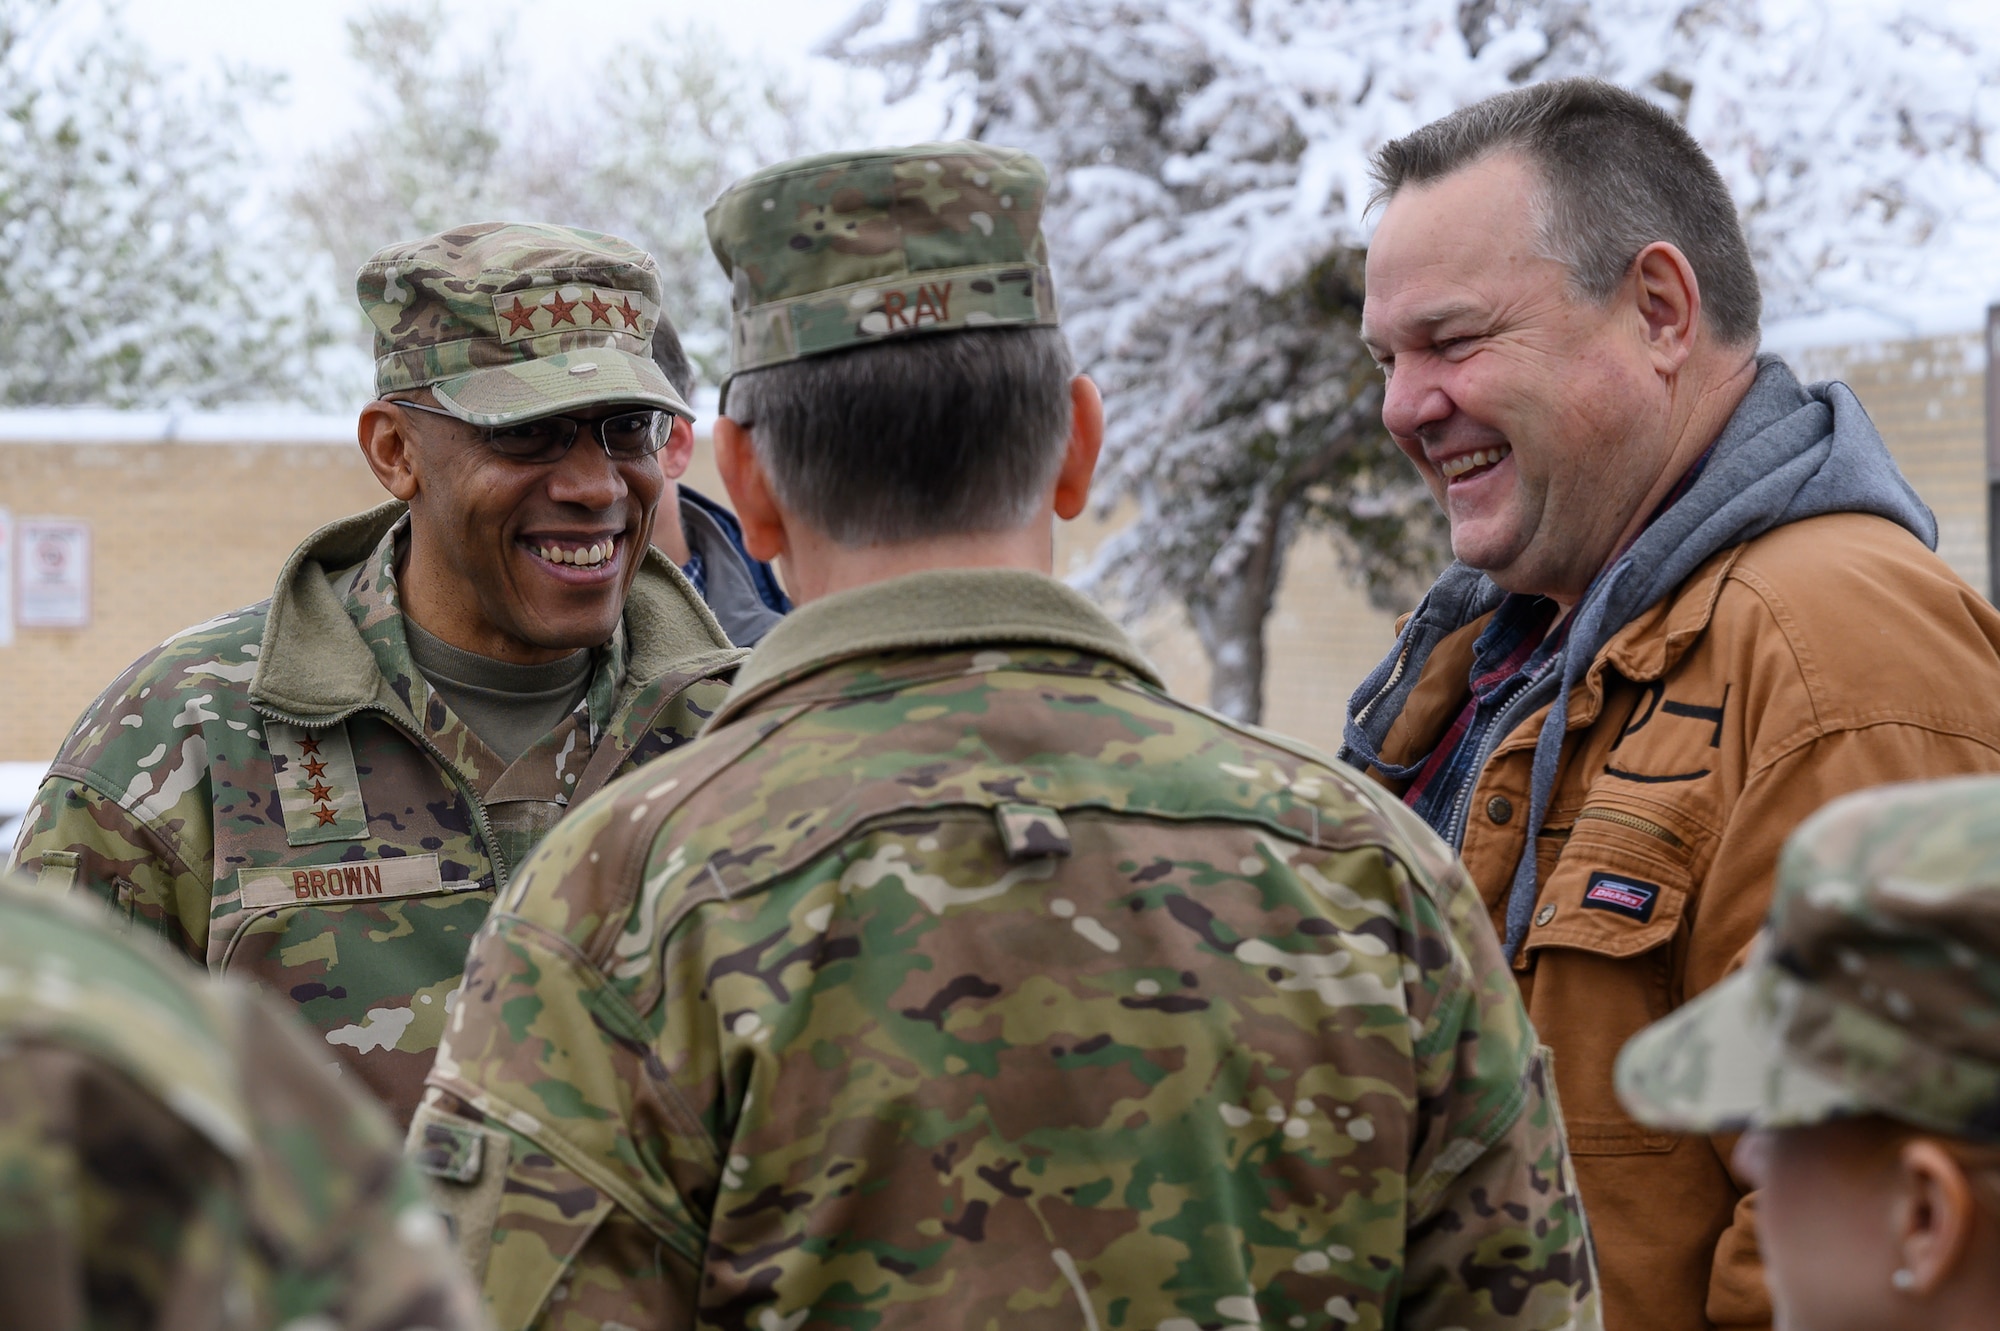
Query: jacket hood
[
  {"left": 250, "top": 499, "right": 737, "bottom": 721},
  {"left": 1342, "top": 355, "right": 1937, "bottom": 956}
]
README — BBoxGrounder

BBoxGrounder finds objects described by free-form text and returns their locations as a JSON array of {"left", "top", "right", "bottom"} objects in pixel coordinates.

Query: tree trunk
[
  {"left": 1184, "top": 395, "right": 1380, "bottom": 726},
  {"left": 1188, "top": 507, "right": 1287, "bottom": 724}
]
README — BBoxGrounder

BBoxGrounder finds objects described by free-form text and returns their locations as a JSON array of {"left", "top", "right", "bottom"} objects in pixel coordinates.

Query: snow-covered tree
[
  {"left": 293, "top": 1, "right": 855, "bottom": 390},
  {"left": 828, "top": 0, "right": 2000, "bottom": 722},
  {"left": 0, "top": 0, "right": 340, "bottom": 406}
]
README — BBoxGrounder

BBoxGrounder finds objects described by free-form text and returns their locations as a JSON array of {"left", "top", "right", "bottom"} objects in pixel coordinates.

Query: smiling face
[
  {"left": 1361, "top": 152, "right": 1676, "bottom": 603},
  {"left": 392, "top": 401, "right": 669, "bottom": 663}
]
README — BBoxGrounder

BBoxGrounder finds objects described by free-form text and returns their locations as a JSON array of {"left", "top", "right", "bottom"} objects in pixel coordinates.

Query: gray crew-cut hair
[
  {"left": 1369, "top": 78, "right": 1760, "bottom": 346},
  {"left": 726, "top": 326, "right": 1076, "bottom": 547}
]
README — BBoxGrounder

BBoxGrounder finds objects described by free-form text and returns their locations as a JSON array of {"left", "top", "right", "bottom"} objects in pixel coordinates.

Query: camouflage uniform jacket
[
  {"left": 414, "top": 568, "right": 1600, "bottom": 1331},
  {"left": 8, "top": 501, "right": 744, "bottom": 1127},
  {"left": 0, "top": 876, "right": 488, "bottom": 1331}
]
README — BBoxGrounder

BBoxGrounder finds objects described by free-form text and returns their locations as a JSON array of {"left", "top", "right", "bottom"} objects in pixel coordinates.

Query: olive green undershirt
[{"left": 403, "top": 618, "right": 592, "bottom": 766}]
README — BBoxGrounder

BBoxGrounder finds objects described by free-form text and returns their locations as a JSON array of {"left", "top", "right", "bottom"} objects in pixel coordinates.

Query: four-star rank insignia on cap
[
  {"left": 490, "top": 286, "right": 658, "bottom": 344},
  {"left": 267, "top": 721, "right": 370, "bottom": 846}
]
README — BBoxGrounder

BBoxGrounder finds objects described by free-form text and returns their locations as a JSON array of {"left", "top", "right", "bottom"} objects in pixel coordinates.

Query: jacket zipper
[
  {"left": 1352, "top": 636, "right": 1415, "bottom": 731},
  {"left": 1573, "top": 806, "right": 1684, "bottom": 850},
  {"left": 252, "top": 702, "right": 511, "bottom": 889},
  {"left": 1443, "top": 668, "right": 1562, "bottom": 849}
]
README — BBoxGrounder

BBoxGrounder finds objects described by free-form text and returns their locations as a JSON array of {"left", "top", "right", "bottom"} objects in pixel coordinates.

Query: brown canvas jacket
[{"left": 1366, "top": 511, "right": 2000, "bottom": 1330}]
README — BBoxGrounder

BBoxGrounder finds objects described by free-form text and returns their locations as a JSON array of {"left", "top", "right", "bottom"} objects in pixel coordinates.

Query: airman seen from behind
[
  {"left": 6, "top": 222, "right": 745, "bottom": 1128},
  {"left": 411, "top": 141, "right": 1600, "bottom": 1331}
]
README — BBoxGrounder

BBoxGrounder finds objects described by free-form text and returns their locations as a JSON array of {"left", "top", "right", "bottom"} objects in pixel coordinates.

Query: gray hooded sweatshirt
[{"left": 1340, "top": 355, "right": 1937, "bottom": 957}]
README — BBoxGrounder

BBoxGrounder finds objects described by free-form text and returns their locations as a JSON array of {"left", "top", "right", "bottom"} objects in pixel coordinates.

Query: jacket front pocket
[
  {"left": 1520, "top": 806, "right": 1695, "bottom": 1156},
  {"left": 221, "top": 853, "right": 494, "bottom": 1122}
]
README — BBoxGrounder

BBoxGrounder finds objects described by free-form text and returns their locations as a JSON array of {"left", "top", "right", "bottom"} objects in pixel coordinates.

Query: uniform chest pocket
[
  {"left": 1520, "top": 803, "right": 1697, "bottom": 1156},
  {"left": 219, "top": 853, "right": 495, "bottom": 1120}
]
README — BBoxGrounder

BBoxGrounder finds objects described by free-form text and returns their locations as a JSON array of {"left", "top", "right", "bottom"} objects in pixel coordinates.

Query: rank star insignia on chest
[{"left": 266, "top": 721, "right": 371, "bottom": 846}]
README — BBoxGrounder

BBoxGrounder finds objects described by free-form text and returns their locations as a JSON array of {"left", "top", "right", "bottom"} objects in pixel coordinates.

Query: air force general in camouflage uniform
[
  {"left": 7, "top": 223, "right": 744, "bottom": 1127},
  {"left": 412, "top": 143, "right": 1601, "bottom": 1331},
  {"left": 0, "top": 876, "right": 485, "bottom": 1331}
]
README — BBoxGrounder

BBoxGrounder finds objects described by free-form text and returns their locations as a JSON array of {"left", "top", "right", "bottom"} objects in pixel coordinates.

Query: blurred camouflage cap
[
  {"left": 357, "top": 220, "right": 693, "bottom": 427},
  {"left": 1617, "top": 775, "right": 2000, "bottom": 1142},
  {"left": 704, "top": 140, "right": 1060, "bottom": 395}
]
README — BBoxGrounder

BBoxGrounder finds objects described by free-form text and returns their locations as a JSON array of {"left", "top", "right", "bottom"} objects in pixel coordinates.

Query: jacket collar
[
  {"left": 250, "top": 499, "right": 740, "bottom": 723},
  {"left": 712, "top": 567, "right": 1163, "bottom": 728}
]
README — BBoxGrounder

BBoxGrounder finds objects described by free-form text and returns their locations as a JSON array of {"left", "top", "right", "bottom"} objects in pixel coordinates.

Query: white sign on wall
[
  {"left": 17, "top": 519, "right": 90, "bottom": 629},
  {"left": 0, "top": 509, "right": 12, "bottom": 647}
]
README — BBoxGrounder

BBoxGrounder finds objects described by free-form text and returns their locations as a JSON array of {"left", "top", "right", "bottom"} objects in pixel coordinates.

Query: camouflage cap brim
[
  {"left": 1616, "top": 955, "right": 1865, "bottom": 1135},
  {"left": 432, "top": 348, "right": 692, "bottom": 427}
]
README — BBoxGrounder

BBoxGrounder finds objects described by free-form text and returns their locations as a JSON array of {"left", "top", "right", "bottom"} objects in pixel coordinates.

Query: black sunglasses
[{"left": 392, "top": 399, "right": 670, "bottom": 464}]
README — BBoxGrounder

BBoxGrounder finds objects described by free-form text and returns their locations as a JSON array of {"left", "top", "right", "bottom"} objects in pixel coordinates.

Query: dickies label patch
[{"left": 1582, "top": 871, "right": 1660, "bottom": 923}]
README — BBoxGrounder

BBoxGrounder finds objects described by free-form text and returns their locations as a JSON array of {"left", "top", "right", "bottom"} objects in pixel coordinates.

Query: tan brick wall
[
  {"left": 2, "top": 439, "right": 392, "bottom": 763},
  {"left": 1791, "top": 332, "right": 1988, "bottom": 596},
  {"left": 0, "top": 339, "right": 1988, "bottom": 764}
]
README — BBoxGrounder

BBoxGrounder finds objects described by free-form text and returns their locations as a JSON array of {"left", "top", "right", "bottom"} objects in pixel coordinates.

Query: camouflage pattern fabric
[
  {"left": 416, "top": 568, "right": 1600, "bottom": 1331},
  {"left": 0, "top": 876, "right": 487, "bottom": 1331},
  {"left": 7, "top": 501, "right": 743, "bottom": 1128},
  {"left": 359, "top": 220, "right": 695, "bottom": 426},
  {"left": 705, "top": 141, "right": 1061, "bottom": 391},
  {"left": 1619, "top": 773, "right": 2000, "bottom": 1141}
]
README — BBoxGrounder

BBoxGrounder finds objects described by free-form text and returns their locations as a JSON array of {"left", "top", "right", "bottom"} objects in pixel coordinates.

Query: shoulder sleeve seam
[
  {"left": 1745, "top": 718, "right": 2000, "bottom": 786},
  {"left": 437, "top": 912, "right": 718, "bottom": 1258},
  {"left": 32, "top": 767, "right": 205, "bottom": 888},
  {"left": 1407, "top": 1057, "right": 1533, "bottom": 1219}
]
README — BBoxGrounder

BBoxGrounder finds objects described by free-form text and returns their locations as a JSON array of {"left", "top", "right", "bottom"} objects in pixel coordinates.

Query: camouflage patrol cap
[
  {"left": 704, "top": 140, "right": 1060, "bottom": 398},
  {"left": 356, "top": 221, "right": 692, "bottom": 427},
  {"left": 1618, "top": 775, "right": 2000, "bottom": 1142}
]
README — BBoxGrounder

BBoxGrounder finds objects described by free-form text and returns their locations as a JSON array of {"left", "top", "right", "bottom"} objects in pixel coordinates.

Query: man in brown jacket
[{"left": 1344, "top": 78, "right": 2000, "bottom": 1330}]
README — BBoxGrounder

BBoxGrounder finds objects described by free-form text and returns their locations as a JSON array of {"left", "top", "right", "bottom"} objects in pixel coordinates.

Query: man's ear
[
  {"left": 1053, "top": 374, "right": 1105, "bottom": 522},
  {"left": 1630, "top": 240, "right": 1701, "bottom": 375},
  {"left": 660, "top": 415, "right": 696, "bottom": 481},
  {"left": 1889, "top": 1137, "right": 1979, "bottom": 1297},
  {"left": 714, "top": 416, "right": 788, "bottom": 564},
  {"left": 357, "top": 400, "right": 421, "bottom": 503}
]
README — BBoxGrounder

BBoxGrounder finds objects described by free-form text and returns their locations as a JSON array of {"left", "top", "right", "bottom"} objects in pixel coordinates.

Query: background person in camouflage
[
  {"left": 1617, "top": 776, "right": 2000, "bottom": 1331},
  {"left": 411, "top": 142, "right": 1600, "bottom": 1331},
  {"left": 0, "top": 875, "right": 487, "bottom": 1331},
  {"left": 6, "top": 221, "right": 745, "bottom": 1128}
]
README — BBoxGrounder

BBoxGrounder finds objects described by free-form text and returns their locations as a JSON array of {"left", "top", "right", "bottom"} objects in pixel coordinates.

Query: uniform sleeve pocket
[
  {"left": 34, "top": 850, "right": 79, "bottom": 894},
  {"left": 409, "top": 1099, "right": 512, "bottom": 1287},
  {"left": 1520, "top": 804, "right": 1696, "bottom": 1156}
]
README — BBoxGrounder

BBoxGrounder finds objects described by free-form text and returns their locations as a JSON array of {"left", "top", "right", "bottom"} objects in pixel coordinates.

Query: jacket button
[
  {"left": 1486, "top": 795, "right": 1514, "bottom": 825},
  {"left": 1534, "top": 903, "right": 1556, "bottom": 927}
]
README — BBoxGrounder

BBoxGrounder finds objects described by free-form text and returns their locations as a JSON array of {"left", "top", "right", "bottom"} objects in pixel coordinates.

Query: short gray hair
[
  {"left": 726, "top": 327, "right": 1076, "bottom": 547},
  {"left": 1370, "top": 78, "right": 1760, "bottom": 346}
]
